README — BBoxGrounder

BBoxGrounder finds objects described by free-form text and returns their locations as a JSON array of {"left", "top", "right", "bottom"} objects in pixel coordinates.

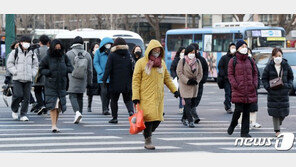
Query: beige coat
[{"left": 177, "top": 58, "right": 203, "bottom": 98}]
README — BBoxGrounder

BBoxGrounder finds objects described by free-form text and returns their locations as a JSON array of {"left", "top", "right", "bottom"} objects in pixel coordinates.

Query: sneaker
[
  {"left": 30, "top": 103, "right": 38, "bottom": 112},
  {"left": 241, "top": 133, "right": 252, "bottom": 138},
  {"left": 188, "top": 122, "right": 195, "bottom": 128},
  {"left": 275, "top": 132, "right": 281, "bottom": 137},
  {"left": 87, "top": 107, "right": 92, "bottom": 112},
  {"left": 194, "top": 118, "right": 201, "bottom": 124},
  {"left": 109, "top": 118, "right": 118, "bottom": 124},
  {"left": 74, "top": 111, "right": 82, "bottom": 124},
  {"left": 12, "top": 112, "right": 18, "bottom": 120},
  {"left": 37, "top": 107, "right": 46, "bottom": 115},
  {"left": 179, "top": 108, "right": 183, "bottom": 113},
  {"left": 103, "top": 110, "right": 111, "bottom": 115},
  {"left": 226, "top": 108, "right": 233, "bottom": 114},
  {"left": 181, "top": 118, "right": 188, "bottom": 126},
  {"left": 251, "top": 122, "right": 261, "bottom": 128},
  {"left": 20, "top": 116, "right": 29, "bottom": 121}
]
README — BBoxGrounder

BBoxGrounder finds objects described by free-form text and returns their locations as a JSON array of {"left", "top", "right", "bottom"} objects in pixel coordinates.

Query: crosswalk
[{"left": 0, "top": 111, "right": 294, "bottom": 153}]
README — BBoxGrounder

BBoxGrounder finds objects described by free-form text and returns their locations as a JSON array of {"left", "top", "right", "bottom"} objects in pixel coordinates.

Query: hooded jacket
[
  {"left": 228, "top": 52, "right": 258, "bottom": 104},
  {"left": 93, "top": 37, "right": 114, "bottom": 83},
  {"left": 7, "top": 46, "right": 39, "bottom": 82},
  {"left": 132, "top": 40, "right": 177, "bottom": 122}
]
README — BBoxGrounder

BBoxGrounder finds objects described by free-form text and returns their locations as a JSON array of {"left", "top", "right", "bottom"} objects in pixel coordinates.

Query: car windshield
[{"left": 283, "top": 52, "right": 296, "bottom": 66}]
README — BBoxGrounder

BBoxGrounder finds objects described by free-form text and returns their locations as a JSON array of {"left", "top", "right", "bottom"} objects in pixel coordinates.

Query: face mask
[
  {"left": 188, "top": 53, "right": 195, "bottom": 59},
  {"left": 230, "top": 48, "right": 236, "bottom": 54},
  {"left": 180, "top": 53, "right": 185, "bottom": 59},
  {"left": 135, "top": 51, "right": 142, "bottom": 56},
  {"left": 105, "top": 44, "right": 111, "bottom": 49},
  {"left": 22, "top": 42, "right": 30, "bottom": 49},
  {"left": 274, "top": 57, "right": 282, "bottom": 65},
  {"left": 239, "top": 48, "right": 248, "bottom": 55},
  {"left": 248, "top": 54, "right": 252, "bottom": 57},
  {"left": 54, "top": 49, "right": 62, "bottom": 56},
  {"left": 152, "top": 52, "right": 160, "bottom": 58}
]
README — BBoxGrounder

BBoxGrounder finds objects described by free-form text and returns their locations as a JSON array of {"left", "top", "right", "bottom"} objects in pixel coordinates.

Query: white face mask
[
  {"left": 248, "top": 54, "right": 252, "bottom": 57},
  {"left": 180, "top": 53, "right": 185, "bottom": 59},
  {"left": 230, "top": 48, "right": 236, "bottom": 54},
  {"left": 274, "top": 57, "right": 283, "bottom": 65},
  {"left": 152, "top": 52, "right": 160, "bottom": 58},
  {"left": 22, "top": 42, "right": 30, "bottom": 49},
  {"left": 239, "top": 48, "right": 248, "bottom": 55},
  {"left": 188, "top": 53, "right": 195, "bottom": 59},
  {"left": 105, "top": 44, "right": 111, "bottom": 49}
]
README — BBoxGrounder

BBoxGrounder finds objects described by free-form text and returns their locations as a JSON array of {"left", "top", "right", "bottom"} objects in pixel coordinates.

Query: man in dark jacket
[
  {"left": 227, "top": 40, "right": 258, "bottom": 138},
  {"left": 103, "top": 37, "right": 134, "bottom": 124},
  {"left": 218, "top": 43, "right": 236, "bottom": 114},
  {"left": 190, "top": 43, "right": 208, "bottom": 124}
]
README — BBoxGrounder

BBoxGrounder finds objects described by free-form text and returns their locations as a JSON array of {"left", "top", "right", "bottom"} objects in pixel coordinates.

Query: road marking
[
  {"left": 0, "top": 132, "right": 94, "bottom": 136},
  {"left": 220, "top": 147, "right": 296, "bottom": 151},
  {"left": 0, "top": 124, "right": 55, "bottom": 127},
  {"left": 187, "top": 142, "right": 296, "bottom": 146},
  {"left": 0, "top": 146, "right": 180, "bottom": 153},
  {"left": 0, "top": 128, "right": 74, "bottom": 131},
  {"left": 105, "top": 127, "right": 277, "bottom": 130},
  {"left": 158, "top": 137, "right": 276, "bottom": 141},
  {"left": 153, "top": 131, "right": 281, "bottom": 135},
  {"left": 65, "top": 121, "right": 223, "bottom": 125},
  {"left": 0, "top": 136, "right": 121, "bottom": 141}
]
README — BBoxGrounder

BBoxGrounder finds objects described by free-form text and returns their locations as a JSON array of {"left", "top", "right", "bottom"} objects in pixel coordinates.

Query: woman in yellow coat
[{"left": 132, "top": 39, "right": 179, "bottom": 150}]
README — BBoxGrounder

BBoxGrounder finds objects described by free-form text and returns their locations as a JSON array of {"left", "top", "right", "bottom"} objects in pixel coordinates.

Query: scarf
[
  {"left": 145, "top": 55, "right": 163, "bottom": 75},
  {"left": 185, "top": 55, "right": 197, "bottom": 71}
]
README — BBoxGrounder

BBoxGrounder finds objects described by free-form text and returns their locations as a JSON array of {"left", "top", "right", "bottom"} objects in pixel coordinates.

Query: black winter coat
[
  {"left": 87, "top": 52, "right": 100, "bottom": 96},
  {"left": 197, "top": 53, "right": 209, "bottom": 84},
  {"left": 102, "top": 47, "right": 133, "bottom": 94},
  {"left": 39, "top": 52, "right": 73, "bottom": 112},
  {"left": 218, "top": 53, "right": 235, "bottom": 81},
  {"left": 262, "top": 59, "right": 294, "bottom": 118},
  {"left": 170, "top": 55, "right": 180, "bottom": 79}
]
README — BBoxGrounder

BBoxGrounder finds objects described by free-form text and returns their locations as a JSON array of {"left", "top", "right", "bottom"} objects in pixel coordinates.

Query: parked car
[{"left": 253, "top": 48, "right": 296, "bottom": 95}]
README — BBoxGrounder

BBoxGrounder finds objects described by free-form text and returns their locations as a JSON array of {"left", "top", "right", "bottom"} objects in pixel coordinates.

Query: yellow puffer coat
[{"left": 132, "top": 40, "right": 177, "bottom": 122}]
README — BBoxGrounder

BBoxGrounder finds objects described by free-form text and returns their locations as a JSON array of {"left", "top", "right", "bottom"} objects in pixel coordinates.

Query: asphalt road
[{"left": 0, "top": 74, "right": 296, "bottom": 153}]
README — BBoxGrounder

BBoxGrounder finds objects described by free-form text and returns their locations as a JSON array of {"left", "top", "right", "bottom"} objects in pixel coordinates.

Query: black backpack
[{"left": 13, "top": 48, "right": 35, "bottom": 63}]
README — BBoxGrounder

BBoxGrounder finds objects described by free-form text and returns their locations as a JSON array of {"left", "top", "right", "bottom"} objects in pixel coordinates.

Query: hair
[
  {"left": 20, "top": 36, "right": 31, "bottom": 43},
  {"left": 39, "top": 35, "right": 50, "bottom": 45},
  {"left": 10, "top": 41, "right": 19, "bottom": 50},
  {"left": 132, "top": 45, "right": 142, "bottom": 53},
  {"left": 72, "top": 36, "right": 83, "bottom": 45},
  {"left": 227, "top": 43, "right": 236, "bottom": 54},
  {"left": 32, "top": 39, "right": 39, "bottom": 44},
  {"left": 176, "top": 46, "right": 185, "bottom": 58},
  {"left": 49, "top": 39, "right": 64, "bottom": 56},
  {"left": 190, "top": 43, "right": 199, "bottom": 50},
  {"left": 272, "top": 48, "right": 283, "bottom": 57},
  {"left": 90, "top": 42, "right": 100, "bottom": 52}
]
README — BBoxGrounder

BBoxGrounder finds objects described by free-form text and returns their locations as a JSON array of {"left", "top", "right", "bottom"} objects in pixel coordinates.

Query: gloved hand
[
  {"left": 192, "top": 80, "right": 198, "bottom": 85},
  {"left": 4, "top": 76, "right": 11, "bottom": 85},
  {"left": 187, "top": 79, "right": 198, "bottom": 85},
  {"left": 133, "top": 99, "right": 140, "bottom": 105},
  {"left": 174, "top": 91, "right": 180, "bottom": 98}
]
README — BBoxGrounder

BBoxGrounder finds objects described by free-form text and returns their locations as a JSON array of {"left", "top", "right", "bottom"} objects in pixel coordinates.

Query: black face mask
[
  {"left": 135, "top": 51, "right": 142, "bottom": 57},
  {"left": 54, "top": 49, "right": 63, "bottom": 56}
]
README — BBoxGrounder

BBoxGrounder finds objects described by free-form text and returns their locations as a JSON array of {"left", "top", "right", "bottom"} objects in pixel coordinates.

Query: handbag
[
  {"left": 128, "top": 104, "right": 146, "bottom": 135},
  {"left": 269, "top": 69, "right": 284, "bottom": 89}
]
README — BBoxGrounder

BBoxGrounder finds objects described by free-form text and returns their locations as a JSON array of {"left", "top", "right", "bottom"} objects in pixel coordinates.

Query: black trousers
[
  {"left": 34, "top": 85, "right": 45, "bottom": 109},
  {"left": 182, "top": 98, "right": 198, "bottom": 123},
  {"left": 230, "top": 103, "right": 252, "bottom": 135},
  {"left": 224, "top": 80, "right": 232, "bottom": 110},
  {"left": 191, "top": 84, "right": 204, "bottom": 118},
  {"left": 99, "top": 83, "right": 110, "bottom": 112},
  {"left": 11, "top": 81, "right": 32, "bottom": 116},
  {"left": 110, "top": 91, "right": 134, "bottom": 118},
  {"left": 143, "top": 121, "right": 161, "bottom": 139}
]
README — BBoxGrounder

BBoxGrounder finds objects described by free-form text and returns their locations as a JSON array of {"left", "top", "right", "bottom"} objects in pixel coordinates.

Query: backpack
[
  {"left": 70, "top": 50, "right": 88, "bottom": 79},
  {"left": 13, "top": 48, "right": 35, "bottom": 64}
]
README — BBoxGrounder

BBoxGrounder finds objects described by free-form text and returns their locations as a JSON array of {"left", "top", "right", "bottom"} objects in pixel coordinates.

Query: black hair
[
  {"left": 90, "top": 42, "right": 100, "bottom": 52},
  {"left": 227, "top": 43, "right": 236, "bottom": 54},
  {"left": 72, "top": 36, "right": 84, "bottom": 45},
  {"left": 190, "top": 43, "right": 199, "bottom": 50},
  {"left": 176, "top": 46, "right": 185, "bottom": 58},
  {"left": 39, "top": 35, "right": 50, "bottom": 45},
  {"left": 32, "top": 39, "right": 39, "bottom": 44},
  {"left": 20, "top": 36, "right": 31, "bottom": 43},
  {"left": 132, "top": 45, "right": 142, "bottom": 53},
  {"left": 10, "top": 41, "right": 19, "bottom": 50},
  {"left": 49, "top": 39, "right": 64, "bottom": 56}
]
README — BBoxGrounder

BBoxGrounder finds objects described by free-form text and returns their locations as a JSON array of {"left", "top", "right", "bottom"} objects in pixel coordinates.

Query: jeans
[
  {"left": 11, "top": 81, "right": 32, "bottom": 117},
  {"left": 182, "top": 98, "right": 198, "bottom": 123},
  {"left": 34, "top": 85, "right": 45, "bottom": 109},
  {"left": 229, "top": 103, "right": 251, "bottom": 135},
  {"left": 99, "top": 83, "right": 110, "bottom": 113},
  {"left": 143, "top": 121, "right": 161, "bottom": 139},
  {"left": 224, "top": 80, "right": 232, "bottom": 110},
  {"left": 69, "top": 93, "right": 84, "bottom": 114},
  {"left": 110, "top": 91, "right": 134, "bottom": 118}
]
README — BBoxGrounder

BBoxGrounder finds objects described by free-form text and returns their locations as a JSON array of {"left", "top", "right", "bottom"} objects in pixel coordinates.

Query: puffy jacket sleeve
[
  {"left": 227, "top": 58, "right": 238, "bottom": 89},
  {"left": 87, "top": 54, "right": 93, "bottom": 86},
  {"left": 102, "top": 53, "right": 112, "bottom": 83},
  {"left": 32, "top": 52, "right": 39, "bottom": 78},
  {"left": 6, "top": 50, "right": 17, "bottom": 75},
  {"left": 65, "top": 55, "right": 74, "bottom": 73},
  {"left": 93, "top": 50, "right": 103, "bottom": 75},
  {"left": 176, "top": 58, "right": 189, "bottom": 85},
  {"left": 200, "top": 56, "right": 208, "bottom": 83},
  {"left": 251, "top": 58, "right": 258, "bottom": 89},
  {"left": 196, "top": 59, "right": 203, "bottom": 83},
  {"left": 164, "top": 63, "right": 177, "bottom": 93},
  {"left": 218, "top": 56, "right": 225, "bottom": 78},
  {"left": 132, "top": 60, "right": 142, "bottom": 100},
  {"left": 261, "top": 63, "right": 270, "bottom": 91},
  {"left": 285, "top": 64, "right": 294, "bottom": 89},
  {"left": 170, "top": 57, "right": 178, "bottom": 79},
  {"left": 39, "top": 55, "right": 51, "bottom": 77}
]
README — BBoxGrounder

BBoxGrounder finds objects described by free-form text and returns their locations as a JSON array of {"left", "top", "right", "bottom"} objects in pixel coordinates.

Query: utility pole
[{"left": 5, "top": 14, "right": 15, "bottom": 67}]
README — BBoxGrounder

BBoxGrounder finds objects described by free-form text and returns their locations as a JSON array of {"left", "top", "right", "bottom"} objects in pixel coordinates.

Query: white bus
[
  {"left": 31, "top": 29, "right": 70, "bottom": 41},
  {"left": 55, "top": 29, "right": 145, "bottom": 53}
]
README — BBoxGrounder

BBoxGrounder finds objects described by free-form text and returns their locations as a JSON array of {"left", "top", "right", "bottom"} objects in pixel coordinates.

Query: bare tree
[
  {"left": 121, "top": 14, "right": 141, "bottom": 31},
  {"left": 233, "top": 14, "right": 245, "bottom": 22},
  {"left": 277, "top": 14, "right": 296, "bottom": 35},
  {"left": 144, "top": 14, "right": 165, "bottom": 41}
]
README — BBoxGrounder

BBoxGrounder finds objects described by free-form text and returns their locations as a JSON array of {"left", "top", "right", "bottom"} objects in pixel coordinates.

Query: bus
[
  {"left": 165, "top": 23, "right": 286, "bottom": 80},
  {"left": 31, "top": 29, "right": 70, "bottom": 41},
  {"left": 55, "top": 29, "right": 145, "bottom": 53}
]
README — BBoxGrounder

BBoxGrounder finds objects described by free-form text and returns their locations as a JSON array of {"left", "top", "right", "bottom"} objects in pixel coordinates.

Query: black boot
[
  {"left": 241, "top": 133, "right": 252, "bottom": 138},
  {"left": 227, "top": 126, "right": 235, "bottom": 135},
  {"left": 109, "top": 118, "right": 118, "bottom": 124}
]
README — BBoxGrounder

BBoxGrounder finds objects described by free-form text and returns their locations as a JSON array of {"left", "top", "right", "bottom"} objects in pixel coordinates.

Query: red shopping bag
[{"left": 128, "top": 104, "right": 146, "bottom": 135}]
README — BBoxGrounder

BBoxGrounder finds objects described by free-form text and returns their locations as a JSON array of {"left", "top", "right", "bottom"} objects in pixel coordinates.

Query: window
[
  {"left": 212, "top": 33, "right": 233, "bottom": 52},
  {"left": 259, "top": 14, "right": 268, "bottom": 22},
  {"left": 193, "top": 34, "right": 203, "bottom": 50},
  {"left": 222, "top": 14, "right": 233, "bottom": 22},
  {"left": 234, "top": 33, "right": 243, "bottom": 43},
  {"left": 202, "top": 14, "right": 212, "bottom": 27},
  {"left": 167, "top": 34, "right": 193, "bottom": 51},
  {"left": 256, "top": 53, "right": 271, "bottom": 65}
]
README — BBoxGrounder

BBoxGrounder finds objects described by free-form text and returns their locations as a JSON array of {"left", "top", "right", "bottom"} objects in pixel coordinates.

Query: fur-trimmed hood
[{"left": 111, "top": 44, "right": 129, "bottom": 53}]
